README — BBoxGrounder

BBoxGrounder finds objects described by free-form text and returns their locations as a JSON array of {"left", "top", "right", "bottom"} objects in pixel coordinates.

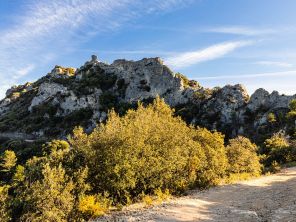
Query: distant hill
[{"left": 0, "top": 55, "right": 295, "bottom": 142}]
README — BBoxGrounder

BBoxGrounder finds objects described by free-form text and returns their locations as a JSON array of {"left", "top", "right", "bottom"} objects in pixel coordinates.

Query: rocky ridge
[{"left": 0, "top": 55, "right": 295, "bottom": 141}]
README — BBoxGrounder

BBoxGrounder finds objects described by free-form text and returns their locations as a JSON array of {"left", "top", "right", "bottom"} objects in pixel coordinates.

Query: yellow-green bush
[
  {"left": 265, "top": 133, "right": 289, "bottom": 153},
  {"left": 269, "top": 161, "right": 281, "bottom": 173},
  {"left": 154, "top": 188, "right": 171, "bottom": 203},
  {"left": 1, "top": 97, "right": 263, "bottom": 221},
  {"left": 226, "top": 136, "right": 261, "bottom": 176},
  {"left": 193, "top": 128, "right": 228, "bottom": 186},
  {"left": 0, "top": 150, "right": 17, "bottom": 172},
  {"left": 267, "top": 113, "right": 277, "bottom": 124},
  {"left": 0, "top": 186, "right": 11, "bottom": 221},
  {"left": 287, "top": 99, "right": 296, "bottom": 119},
  {"left": 69, "top": 97, "right": 229, "bottom": 203},
  {"left": 78, "top": 194, "right": 111, "bottom": 218},
  {"left": 264, "top": 133, "right": 294, "bottom": 164},
  {"left": 20, "top": 164, "right": 74, "bottom": 222},
  {"left": 142, "top": 195, "right": 153, "bottom": 207}
]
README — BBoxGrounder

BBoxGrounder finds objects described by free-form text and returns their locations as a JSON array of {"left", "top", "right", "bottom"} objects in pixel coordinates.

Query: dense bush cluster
[
  {"left": 0, "top": 98, "right": 263, "bottom": 221},
  {"left": 226, "top": 136, "right": 261, "bottom": 176},
  {"left": 257, "top": 100, "right": 296, "bottom": 169},
  {"left": 261, "top": 132, "right": 296, "bottom": 167}
]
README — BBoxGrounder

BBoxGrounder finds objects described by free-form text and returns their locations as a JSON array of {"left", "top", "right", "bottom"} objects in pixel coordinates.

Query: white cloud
[
  {"left": 13, "top": 64, "right": 36, "bottom": 80},
  {"left": 0, "top": 0, "right": 193, "bottom": 99},
  {"left": 144, "top": 0, "right": 194, "bottom": 13},
  {"left": 0, "top": 0, "right": 137, "bottom": 98},
  {"left": 0, "top": 0, "right": 135, "bottom": 59},
  {"left": 1, "top": 0, "right": 192, "bottom": 46},
  {"left": 255, "top": 61, "right": 293, "bottom": 68},
  {"left": 205, "top": 26, "right": 276, "bottom": 36},
  {"left": 100, "top": 50, "right": 178, "bottom": 56},
  {"left": 195, "top": 70, "right": 296, "bottom": 80},
  {"left": 165, "top": 40, "right": 253, "bottom": 68}
]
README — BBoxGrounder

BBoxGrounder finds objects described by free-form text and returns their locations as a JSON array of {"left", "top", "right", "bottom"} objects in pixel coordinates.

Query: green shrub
[
  {"left": 20, "top": 164, "right": 75, "bottom": 222},
  {"left": 226, "top": 136, "right": 261, "bottom": 176},
  {"left": 142, "top": 195, "right": 153, "bottom": 207},
  {"left": 73, "top": 67, "right": 117, "bottom": 95},
  {"left": 269, "top": 161, "right": 281, "bottom": 173},
  {"left": 0, "top": 140, "right": 90, "bottom": 221},
  {"left": 286, "top": 100, "right": 296, "bottom": 136},
  {"left": 71, "top": 98, "right": 203, "bottom": 202},
  {"left": 78, "top": 194, "right": 111, "bottom": 218},
  {"left": 0, "top": 97, "right": 267, "bottom": 221},
  {"left": 264, "top": 133, "right": 291, "bottom": 164},
  {"left": 99, "top": 92, "right": 118, "bottom": 112},
  {"left": 0, "top": 186, "right": 11, "bottom": 221},
  {"left": 69, "top": 97, "right": 230, "bottom": 203},
  {"left": 0, "top": 150, "right": 17, "bottom": 172},
  {"left": 193, "top": 128, "right": 228, "bottom": 186},
  {"left": 176, "top": 73, "right": 190, "bottom": 87},
  {"left": 154, "top": 188, "right": 171, "bottom": 203},
  {"left": 267, "top": 113, "right": 277, "bottom": 124}
]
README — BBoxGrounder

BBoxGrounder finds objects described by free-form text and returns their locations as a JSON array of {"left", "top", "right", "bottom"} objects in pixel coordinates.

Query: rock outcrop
[
  {"left": 248, "top": 88, "right": 295, "bottom": 112},
  {"left": 0, "top": 55, "right": 295, "bottom": 141}
]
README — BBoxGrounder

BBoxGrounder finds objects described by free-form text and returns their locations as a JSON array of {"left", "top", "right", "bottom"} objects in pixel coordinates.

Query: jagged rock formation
[{"left": 0, "top": 55, "right": 295, "bottom": 141}]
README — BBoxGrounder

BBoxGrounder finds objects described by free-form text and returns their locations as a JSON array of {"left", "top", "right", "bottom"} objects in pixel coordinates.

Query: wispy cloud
[
  {"left": 13, "top": 64, "right": 36, "bottom": 80},
  {"left": 0, "top": 0, "right": 193, "bottom": 99},
  {"left": 132, "top": 25, "right": 282, "bottom": 37},
  {"left": 195, "top": 70, "right": 296, "bottom": 80},
  {"left": 1, "top": 0, "right": 192, "bottom": 46},
  {"left": 205, "top": 26, "right": 276, "bottom": 36},
  {"left": 165, "top": 40, "right": 254, "bottom": 68},
  {"left": 77, "top": 49, "right": 178, "bottom": 56},
  {"left": 255, "top": 61, "right": 293, "bottom": 68},
  {"left": 0, "top": 0, "right": 135, "bottom": 98},
  {"left": 143, "top": 0, "right": 194, "bottom": 13}
]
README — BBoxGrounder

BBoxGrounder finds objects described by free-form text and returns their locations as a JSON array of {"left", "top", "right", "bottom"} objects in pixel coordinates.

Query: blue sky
[{"left": 1, "top": 0, "right": 296, "bottom": 98}]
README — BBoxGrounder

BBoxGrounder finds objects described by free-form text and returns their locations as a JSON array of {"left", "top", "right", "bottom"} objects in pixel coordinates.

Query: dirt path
[{"left": 97, "top": 167, "right": 296, "bottom": 222}]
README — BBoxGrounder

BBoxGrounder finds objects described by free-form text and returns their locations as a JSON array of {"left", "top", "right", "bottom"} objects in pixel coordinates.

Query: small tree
[
  {"left": 0, "top": 186, "right": 11, "bottom": 221},
  {"left": 264, "top": 133, "right": 290, "bottom": 164},
  {"left": 83, "top": 97, "right": 206, "bottom": 201},
  {"left": 12, "top": 165, "right": 25, "bottom": 185},
  {"left": 289, "top": 99, "right": 296, "bottom": 110},
  {"left": 287, "top": 99, "right": 296, "bottom": 120},
  {"left": 226, "top": 136, "right": 261, "bottom": 176},
  {"left": 193, "top": 128, "right": 228, "bottom": 186},
  {"left": 0, "top": 150, "right": 17, "bottom": 172},
  {"left": 265, "top": 133, "right": 289, "bottom": 153},
  {"left": 267, "top": 113, "right": 277, "bottom": 124},
  {"left": 21, "top": 164, "right": 74, "bottom": 222}
]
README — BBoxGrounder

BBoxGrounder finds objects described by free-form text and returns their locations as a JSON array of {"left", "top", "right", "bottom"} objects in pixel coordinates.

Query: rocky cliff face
[{"left": 0, "top": 56, "right": 295, "bottom": 141}]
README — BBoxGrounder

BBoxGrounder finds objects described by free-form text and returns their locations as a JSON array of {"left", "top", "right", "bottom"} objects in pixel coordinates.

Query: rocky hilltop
[{"left": 0, "top": 55, "right": 295, "bottom": 142}]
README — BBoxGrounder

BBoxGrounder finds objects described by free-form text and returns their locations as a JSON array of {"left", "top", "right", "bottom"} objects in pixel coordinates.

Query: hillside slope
[{"left": 0, "top": 55, "right": 295, "bottom": 142}]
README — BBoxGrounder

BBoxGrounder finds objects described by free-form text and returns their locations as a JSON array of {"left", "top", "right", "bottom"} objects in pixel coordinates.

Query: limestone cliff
[{"left": 0, "top": 56, "right": 295, "bottom": 142}]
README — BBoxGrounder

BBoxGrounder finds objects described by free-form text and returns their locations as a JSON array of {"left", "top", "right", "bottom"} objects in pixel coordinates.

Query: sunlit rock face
[
  {"left": 110, "top": 57, "right": 189, "bottom": 106},
  {"left": 205, "top": 84, "right": 249, "bottom": 124},
  {"left": 28, "top": 82, "right": 68, "bottom": 111},
  {"left": 247, "top": 88, "right": 295, "bottom": 113},
  {"left": 0, "top": 55, "right": 295, "bottom": 140}
]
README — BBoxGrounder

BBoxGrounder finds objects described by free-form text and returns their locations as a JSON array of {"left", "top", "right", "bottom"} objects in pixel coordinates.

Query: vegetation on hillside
[
  {"left": 0, "top": 98, "right": 295, "bottom": 221},
  {"left": 0, "top": 97, "right": 263, "bottom": 221},
  {"left": 175, "top": 73, "right": 200, "bottom": 88}
]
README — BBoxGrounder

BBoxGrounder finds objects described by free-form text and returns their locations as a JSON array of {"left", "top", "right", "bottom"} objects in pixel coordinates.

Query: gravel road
[{"left": 97, "top": 167, "right": 296, "bottom": 222}]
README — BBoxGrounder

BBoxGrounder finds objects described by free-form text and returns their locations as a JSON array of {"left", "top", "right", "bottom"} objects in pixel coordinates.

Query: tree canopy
[{"left": 0, "top": 97, "right": 265, "bottom": 221}]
